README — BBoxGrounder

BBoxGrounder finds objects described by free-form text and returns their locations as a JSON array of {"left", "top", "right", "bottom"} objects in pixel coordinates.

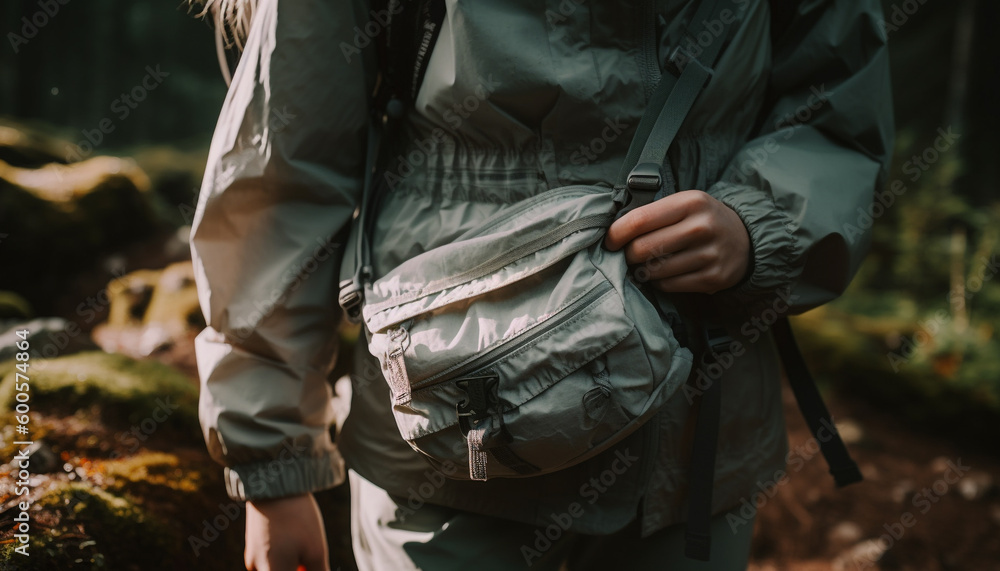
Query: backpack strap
[
  {"left": 772, "top": 317, "right": 864, "bottom": 487},
  {"left": 339, "top": 0, "right": 447, "bottom": 322},
  {"left": 604, "top": 0, "right": 739, "bottom": 558},
  {"left": 615, "top": 0, "right": 738, "bottom": 216}
]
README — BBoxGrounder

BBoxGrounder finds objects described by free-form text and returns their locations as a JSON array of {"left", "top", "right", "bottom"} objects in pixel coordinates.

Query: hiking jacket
[{"left": 190, "top": 0, "right": 893, "bottom": 536}]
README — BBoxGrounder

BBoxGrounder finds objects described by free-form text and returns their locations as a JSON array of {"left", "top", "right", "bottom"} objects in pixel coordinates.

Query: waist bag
[
  {"left": 340, "top": 0, "right": 863, "bottom": 560},
  {"left": 362, "top": 183, "right": 692, "bottom": 480},
  {"left": 341, "top": 0, "right": 741, "bottom": 483}
]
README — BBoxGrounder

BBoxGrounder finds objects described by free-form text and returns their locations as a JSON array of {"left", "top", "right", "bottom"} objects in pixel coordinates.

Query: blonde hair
[{"left": 188, "top": 0, "right": 257, "bottom": 51}]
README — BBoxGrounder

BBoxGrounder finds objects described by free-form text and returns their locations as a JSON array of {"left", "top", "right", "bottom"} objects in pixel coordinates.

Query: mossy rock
[
  {"left": 0, "top": 351, "right": 199, "bottom": 439},
  {"left": 0, "top": 157, "right": 160, "bottom": 314},
  {"left": 0, "top": 483, "right": 174, "bottom": 571}
]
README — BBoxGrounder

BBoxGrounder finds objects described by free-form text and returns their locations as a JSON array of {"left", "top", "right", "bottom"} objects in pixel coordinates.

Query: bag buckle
[
  {"left": 456, "top": 373, "right": 500, "bottom": 437},
  {"left": 338, "top": 264, "right": 371, "bottom": 324}
]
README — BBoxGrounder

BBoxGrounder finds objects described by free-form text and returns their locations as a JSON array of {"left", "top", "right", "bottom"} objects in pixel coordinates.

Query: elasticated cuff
[
  {"left": 223, "top": 447, "right": 345, "bottom": 501},
  {"left": 706, "top": 181, "right": 800, "bottom": 307}
]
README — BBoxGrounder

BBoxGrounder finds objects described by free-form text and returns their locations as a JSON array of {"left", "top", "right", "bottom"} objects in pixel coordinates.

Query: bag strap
[
  {"left": 339, "top": 0, "right": 447, "bottom": 322},
  {"left": 615, "top": 0, "right": 735, "bottom": 215},
  {"left": 772, "top": 317, "right": 864, "bottom": 486}
]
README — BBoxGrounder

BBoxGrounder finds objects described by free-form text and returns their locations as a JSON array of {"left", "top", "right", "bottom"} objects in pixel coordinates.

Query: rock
[
  {"left": 0, "top": 351, "right": 199, "bottom": 437},
  {"left": 860, "top": 462, "right": 880, "bottom": 481},
  {"left": 25, "top": 440, "right": 60, "bottom": 474},
  {"left": 957, "top": 471, "right": 995, "bottom": 501},
  {"left": 0, "top": 317, "right": 98, "bottom": 362},
  {"left": 0, "top": 122, "right": 72, "bottom": 168},
  {"left": 931, "top": 456, "right": 953, "bottom": 473},
  {"left": 0, "top": 157, "right": 160, "bottom": 313},
  {"left": 891, "top": 479, "right": 916, "bottom": 504},
  {"left": 834, "top": 418, "right": 864, "bottom": 445},
  {"left": 834, "top": 539, "right": 886, "bottom": 571},
  {"left": 828, "top": 521, "right": 865, "bottom": 550},
  {"left": 0, "top": 155, "right": 151, "bottom": 200},
  {"left": 92, "top": 261, "right": 202, "bottom": 360}
]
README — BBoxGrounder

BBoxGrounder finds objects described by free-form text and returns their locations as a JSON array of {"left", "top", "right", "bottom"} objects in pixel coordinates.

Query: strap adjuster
[
  {"left": 338, "top": 267, "right": 370, "bottom": 324},
  {"left": 627, "top": 162, "right": 662, "bottom": 191}
]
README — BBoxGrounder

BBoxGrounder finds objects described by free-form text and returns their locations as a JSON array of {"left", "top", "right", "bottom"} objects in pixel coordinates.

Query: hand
[
  {"left": 604, "top": 190, "right": 751, "bottom": 294},
  {"left": 244, "top": 493, "right": 329, "bottom": 571}
]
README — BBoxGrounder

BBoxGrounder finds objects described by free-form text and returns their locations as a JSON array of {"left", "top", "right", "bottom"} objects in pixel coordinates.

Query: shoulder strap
[
  {"left": 339, "top": 0, "right": 447, "bottom": 322},
  {"left": 772, "top": 317, "right": 863, "bottom": 486},
  {"left": 615, "top": 0, "right": 737, "bottom": 217}
]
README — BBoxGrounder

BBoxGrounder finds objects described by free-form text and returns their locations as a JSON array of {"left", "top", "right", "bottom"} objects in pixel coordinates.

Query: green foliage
[{"left": 801, "top": 130, "right": 1000, "bottom": 426}]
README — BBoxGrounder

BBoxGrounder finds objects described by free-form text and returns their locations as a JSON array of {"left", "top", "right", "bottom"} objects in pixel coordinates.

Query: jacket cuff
[
  {"left": 223, "top": 448, "right": 345, "bottom": 502},
  {"left": 707, "top": 181, "right": 799, "bottom": 307}
]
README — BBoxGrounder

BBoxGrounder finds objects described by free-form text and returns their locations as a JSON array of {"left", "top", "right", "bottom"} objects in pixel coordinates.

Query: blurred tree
[{"left": 0, "top": 0, "right": 227, "bottom": 153}]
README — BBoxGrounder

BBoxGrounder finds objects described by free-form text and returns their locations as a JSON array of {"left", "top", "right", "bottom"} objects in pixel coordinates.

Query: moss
[
  {"left": 0, "top": 351, "right": 199, "bottom": 437},
  {"left": 0, "top": 483, "right": 174, "bottom": 571},
  {"left": 102, "top": 451, "right": 204, "bottom": 495}
]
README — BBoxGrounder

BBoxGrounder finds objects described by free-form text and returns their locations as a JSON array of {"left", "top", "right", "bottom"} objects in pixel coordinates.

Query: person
[{"left": 189, "top": 0, "right": 894, "bottom": 569}]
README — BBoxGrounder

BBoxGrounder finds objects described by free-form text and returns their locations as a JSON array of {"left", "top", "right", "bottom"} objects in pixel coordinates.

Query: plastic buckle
[
  {"left": 338, "top": 269, "right": 369, "bottom": 324},
  {"left": 626, "top": 162, "right": 662, "bottom": 192},
  {"left": 669, "top": 44, "right": 715, "bottom": 78},
  {"left": 456, "top": 373, "right": 500, "bottom": 437},
  {"left": 701, "top": 323, "right": 734, "bottom": 365},
  {"left": 666, "top": 45, "right": 691, "bottom": 75}
]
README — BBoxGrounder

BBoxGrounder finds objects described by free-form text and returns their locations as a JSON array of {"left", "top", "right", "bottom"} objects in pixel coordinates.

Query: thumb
[{"left": 603, "top": 214, "right": 634, "bottom": 252}]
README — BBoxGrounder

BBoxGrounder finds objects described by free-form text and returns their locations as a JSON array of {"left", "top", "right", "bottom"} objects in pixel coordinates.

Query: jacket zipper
[{"left": 409, "top": 281, "right": 614, "bottom": 391}]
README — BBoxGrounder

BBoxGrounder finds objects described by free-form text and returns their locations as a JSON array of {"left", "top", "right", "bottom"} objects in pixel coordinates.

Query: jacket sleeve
[
  {"left": 189, "top": 0, "right": 370, "bottom": 501},
  {"left": 707, "top": 0, "right": 894, "bottom": 313}
]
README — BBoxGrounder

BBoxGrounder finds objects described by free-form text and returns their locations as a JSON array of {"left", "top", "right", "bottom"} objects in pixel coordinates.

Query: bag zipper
[
  {"left": 366, "top": 211, "right": 615, "bottom": 315},
  {"left": 408, "top": 280, "right": 615, "bottom": 392}
]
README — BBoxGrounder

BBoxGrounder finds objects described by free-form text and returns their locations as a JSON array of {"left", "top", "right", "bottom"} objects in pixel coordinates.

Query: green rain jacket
[{"left": 191, "top": 0, "right": 893, "bottom": 536}]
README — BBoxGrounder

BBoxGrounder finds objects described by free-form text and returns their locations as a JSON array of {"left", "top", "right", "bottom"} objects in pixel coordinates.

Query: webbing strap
[
  {"left": 615, "top": 0, "right": 736, "bottom": 201},
  {"left": 490, "top": 444, "right": 541, "bottom": 476},
  {"left": 684, "top": 352, "right": 722, "bottom": 561},
  {"left": 682, "top": 301, "right": 731, "bottom": 561},
  {"left": 772, "top": 317, "right": 864, "bottom": 487}
]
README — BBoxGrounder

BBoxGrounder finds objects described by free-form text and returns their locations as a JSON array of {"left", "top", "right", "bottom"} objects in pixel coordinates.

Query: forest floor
[{"left": 747, "top": 386, "right": 1000, "bottom": 571}]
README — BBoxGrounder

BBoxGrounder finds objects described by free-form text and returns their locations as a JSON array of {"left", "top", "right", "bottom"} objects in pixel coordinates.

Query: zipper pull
[{"left": 383, "top": 324, "right": 411, "bottom": 405}]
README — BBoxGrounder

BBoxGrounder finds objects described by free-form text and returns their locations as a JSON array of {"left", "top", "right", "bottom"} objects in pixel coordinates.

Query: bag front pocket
[{"left": 386, "top": 269, "right": 643, "bottom": 480}]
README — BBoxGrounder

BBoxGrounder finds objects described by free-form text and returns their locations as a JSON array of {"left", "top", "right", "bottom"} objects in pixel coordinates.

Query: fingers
[
  {"left": 632, "top": 246, "right": 712, "bottom": 283},
  {"left": 653, "top": 261, "right": 740, "bottom": 294},
  {"left": 605, "top": 190, "right": 704, "bottom": 251},
  {"left": 653, "top": 269, "right": 724, "bottom": 294},
  {"left": 620, "top": 216, "right": 710, "bottom": 265}
]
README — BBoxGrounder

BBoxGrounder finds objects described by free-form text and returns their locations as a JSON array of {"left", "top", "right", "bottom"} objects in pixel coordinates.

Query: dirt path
[{"left": 749, "top": 387, "right": 1000, "bottom": 570}]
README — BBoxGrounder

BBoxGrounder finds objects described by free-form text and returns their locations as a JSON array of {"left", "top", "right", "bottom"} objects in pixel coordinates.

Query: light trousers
[{"left": 349, "top": 469, "right": 755, "bottom": 571}]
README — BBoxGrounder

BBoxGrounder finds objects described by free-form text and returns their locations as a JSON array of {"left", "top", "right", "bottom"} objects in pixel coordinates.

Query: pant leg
[
  {"left": 564, "top": 504, "right": 756, "bottom": 571},
  {"left": 349, "top": 469, "right": 575, "bottom": 571}
]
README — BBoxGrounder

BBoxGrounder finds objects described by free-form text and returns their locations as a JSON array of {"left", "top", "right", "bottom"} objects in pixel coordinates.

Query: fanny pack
[
  {"left": 340, "top": 0, "right": 863, "bottom": 560},
  {"left": 340, "top": 0, "right": 741, "bottom": 482}
]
